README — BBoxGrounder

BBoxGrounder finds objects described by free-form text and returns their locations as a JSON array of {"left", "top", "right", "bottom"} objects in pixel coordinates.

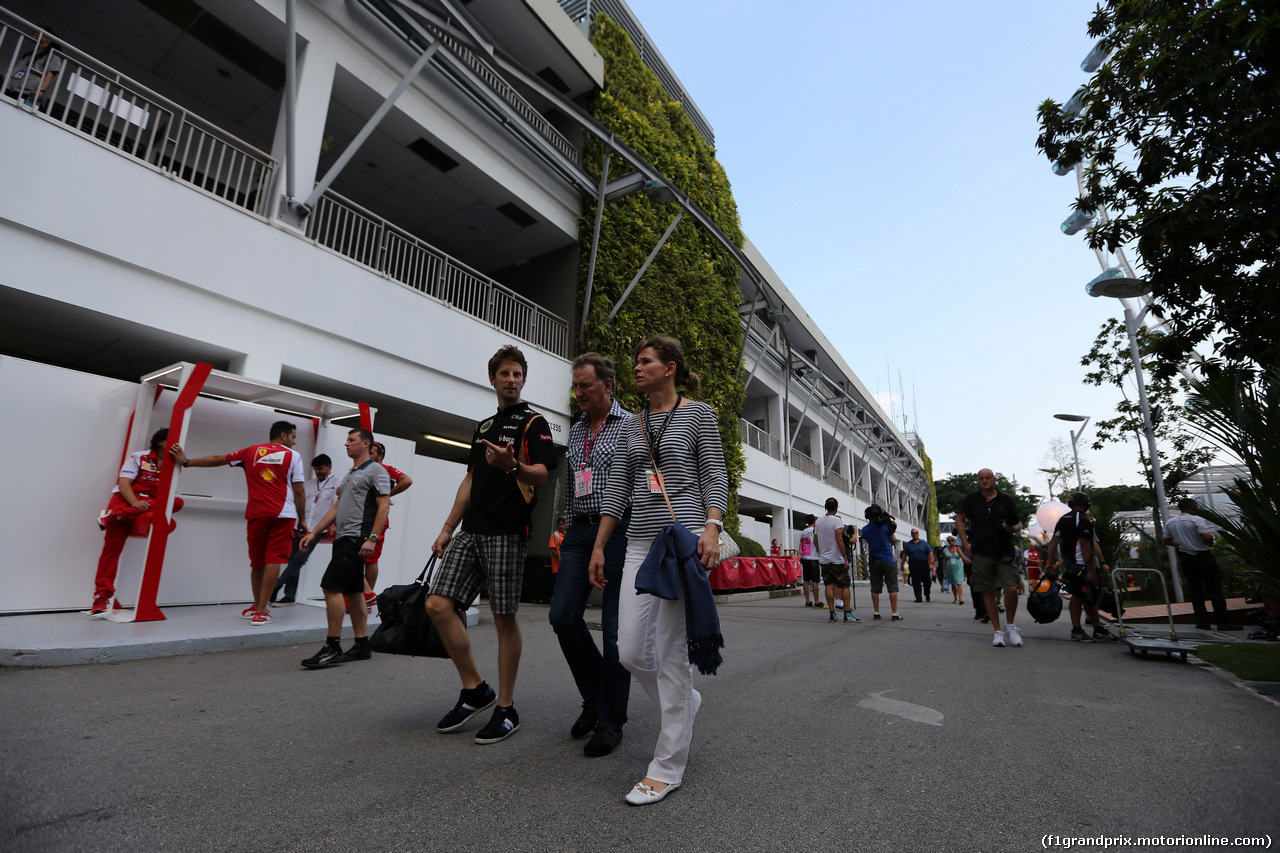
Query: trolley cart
[{"left": 1110, "top": 568, "right": 1196, "bottom": 662}]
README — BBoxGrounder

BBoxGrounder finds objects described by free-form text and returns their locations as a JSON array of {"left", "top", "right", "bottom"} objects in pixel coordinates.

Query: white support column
[
  {"left": 772, "top": 393, "right": 785, "bottom": 457},
  {"left": 268, "top": 39, "right": 337, "bottom": 224}
]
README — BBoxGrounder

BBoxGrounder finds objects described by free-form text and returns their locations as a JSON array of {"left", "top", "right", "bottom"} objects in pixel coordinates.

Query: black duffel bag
[{"left": 370, "top": 554, "right": 461, "bottom": 658}]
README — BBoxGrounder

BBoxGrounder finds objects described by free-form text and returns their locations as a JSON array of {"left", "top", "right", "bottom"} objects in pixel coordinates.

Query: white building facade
[{"left": 0, "top": 0, "right": 926, "bottom": 613}]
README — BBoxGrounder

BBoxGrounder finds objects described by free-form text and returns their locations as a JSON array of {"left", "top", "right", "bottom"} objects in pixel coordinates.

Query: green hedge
[
  {"left": 731, "top": 531, "right": 766, "bottom": 558},
  {"left": 578, "top": 14, "right": 747, "bottom": 530}
]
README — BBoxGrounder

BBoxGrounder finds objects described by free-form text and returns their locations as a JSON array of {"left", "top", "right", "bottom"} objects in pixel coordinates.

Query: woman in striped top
[{"left": 590, "top": 335, "right": 728, "bottom": 805}]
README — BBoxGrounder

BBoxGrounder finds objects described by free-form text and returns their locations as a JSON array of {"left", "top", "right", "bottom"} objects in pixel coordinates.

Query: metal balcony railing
[
  {"left": 738, "top": 418, "right": 781, "bottom": 461},
  {"left": 307, "top": 190, "right": 571, "bottom": 358},
  {"left": 406, "top": 14, "right": 580, "bottom": 167},
  {"left": 826, "top": 471, "right": 850, "bottom": 494},
  {"left": 1, "top": 12, "right": 275, "bottom": 217},
  {"left": 790, "top": 449, "right": 822, "bottom": 481},
  {"left": 856, "top": 486, "right": 871, "bottom": 504}
]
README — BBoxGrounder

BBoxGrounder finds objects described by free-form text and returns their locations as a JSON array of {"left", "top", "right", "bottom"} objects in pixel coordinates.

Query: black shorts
[
  {"left": 801, "top": 559, "right": 820, "bottom": 583},
  {"left": 320, "top": 537, "right": 367, "bottom": 594}
]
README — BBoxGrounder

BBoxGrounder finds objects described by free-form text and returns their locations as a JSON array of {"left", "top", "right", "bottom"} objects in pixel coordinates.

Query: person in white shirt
[
  {"left": 816, "top": 498, "right": 858, "bottom": 623},
  {"left": 272, "top": 455, "right": 338, "bottom": 604},
  {"left": 798, "top": 516, "right": 821, "bottom": 607},
  {"left": 1163, "top": 499, "right": 1240, "bottom": 631}
]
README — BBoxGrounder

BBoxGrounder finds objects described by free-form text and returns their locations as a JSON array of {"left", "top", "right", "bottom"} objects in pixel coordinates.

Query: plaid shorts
[{"left": 431, "top": 531, "right": 527, "bottom": 615}]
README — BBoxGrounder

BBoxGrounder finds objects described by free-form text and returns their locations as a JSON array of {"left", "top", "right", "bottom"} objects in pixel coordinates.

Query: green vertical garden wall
[{"left": 578, "top": 15, "right": 747, "bottom": 529}]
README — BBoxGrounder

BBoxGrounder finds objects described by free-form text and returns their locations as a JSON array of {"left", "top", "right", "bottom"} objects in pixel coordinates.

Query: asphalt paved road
[{"left": 3, "top": 595, "right": 1278, "bottom": 852}]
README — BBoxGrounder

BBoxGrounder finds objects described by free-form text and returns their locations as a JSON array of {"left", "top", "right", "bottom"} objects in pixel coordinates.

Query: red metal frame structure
[{"left": 111, "top": 362, "right": 368, "bottom": 623}]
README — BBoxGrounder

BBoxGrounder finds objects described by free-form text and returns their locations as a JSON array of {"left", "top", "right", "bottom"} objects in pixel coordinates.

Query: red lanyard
[{"left": 581, "top": 416, "right": 606, "bottom": 470}]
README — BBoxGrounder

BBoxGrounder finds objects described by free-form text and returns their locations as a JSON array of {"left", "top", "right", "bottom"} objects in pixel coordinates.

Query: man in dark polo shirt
[
  {"left": 956, "top": 469, "right": 1024, "bottom": 648},
  {"left": 297, "top": 428, "right": 390, "bottom": 669},
  {"left": 428, "top": 345, "right": 557, "bottom": 745},
  {"left": 900, "top": 527, "right": 936, "bottom": 603}
]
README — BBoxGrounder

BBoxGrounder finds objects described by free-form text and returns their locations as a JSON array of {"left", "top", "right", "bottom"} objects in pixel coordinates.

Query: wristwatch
[
  {"left": 367, "top": 534, "right": 379, "bottom": 543},
  {"left": 705, "top": 517, "right": 724, "bottom": 530}
]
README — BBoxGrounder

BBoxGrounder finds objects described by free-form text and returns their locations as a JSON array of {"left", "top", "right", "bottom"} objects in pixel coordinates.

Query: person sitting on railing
[
  {"left": 4, "top": 28, "right": 62, "bottom": 108},
  {"left": 91, "top": 428, "right": 184, "bottom": 616}
]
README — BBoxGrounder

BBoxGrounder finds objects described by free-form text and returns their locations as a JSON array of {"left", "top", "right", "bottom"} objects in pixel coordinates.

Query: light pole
[
  {"left": 1086, "top": 270, "right": 1184, "bottom": 602},
  {"left": 1037, "top": 467, "right": 1060, "bottom": 505},
  {"left": 1053, "top": 413, "right": 1090, "bottom": 491}
]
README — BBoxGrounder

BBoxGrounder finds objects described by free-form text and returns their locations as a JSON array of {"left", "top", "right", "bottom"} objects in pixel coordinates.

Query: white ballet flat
[{"left": 625, "top": 780, "right": 680, "bottom": 806}]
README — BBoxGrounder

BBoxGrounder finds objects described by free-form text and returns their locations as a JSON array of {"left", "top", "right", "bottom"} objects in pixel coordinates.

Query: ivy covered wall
[
  {"left": 920, "top": 445, "right": 939, "bottom": 548},
  {"left": 578, "top": 14, "right": 747, "bottom": 528}
]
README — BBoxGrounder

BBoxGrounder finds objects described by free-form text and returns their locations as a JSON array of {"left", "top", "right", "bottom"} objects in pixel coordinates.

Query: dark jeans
[
  {"left": 909, "top": 563, "right": 932, "bottom": 601},
  {"left": 272, "top": 532, "right": 312, "bottom": 602},
  {"left": 1180, "top": 550, "right": 1229, "bottom": 626},
  {"left": 971, "top": 580, "right": 986, "bottom": 617},
  {"left": 548, "top": 520, "right": 630, "bottom": 732}
]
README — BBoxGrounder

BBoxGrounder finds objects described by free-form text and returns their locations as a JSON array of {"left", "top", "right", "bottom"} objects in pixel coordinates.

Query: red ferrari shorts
[
  {"left": 246, "top": 517, "right": 295, "bottom": 567},
  {"left": 363, "top": 534, "right": 386, "bottom": 564}
]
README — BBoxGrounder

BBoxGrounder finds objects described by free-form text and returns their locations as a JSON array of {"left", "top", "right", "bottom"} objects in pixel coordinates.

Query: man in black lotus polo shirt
[
  {"left": 428, "top": 345, "right": 556, "bottom": 745},
  {"left": 956, "top": 469, "right": 1024, "bottom": 648},
  {"left": 1045, "top": 492, "right": 1118, "bottom": 643}
]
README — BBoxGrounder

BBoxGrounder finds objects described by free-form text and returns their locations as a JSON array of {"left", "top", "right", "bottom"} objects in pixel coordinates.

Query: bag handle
[{"left": 415, "top": 552, "right": 440, "bottom": 587}]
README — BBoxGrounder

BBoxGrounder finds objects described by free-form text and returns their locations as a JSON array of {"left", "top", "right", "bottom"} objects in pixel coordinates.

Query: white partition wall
[
  {"left": 0, "top": 356, "right": 139, "bottom": 612},
  {"left": 393, "top": 455, "right": 469, "bottom": 589}
]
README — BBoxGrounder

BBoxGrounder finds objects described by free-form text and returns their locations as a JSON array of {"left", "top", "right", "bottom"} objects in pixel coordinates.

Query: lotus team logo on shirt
[{"left": 480, "top": 418, "right": 494, "bottom": 432}]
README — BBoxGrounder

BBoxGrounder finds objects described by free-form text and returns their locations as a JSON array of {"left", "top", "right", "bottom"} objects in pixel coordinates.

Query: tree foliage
[
  {"left": 580, "top": 15, "right": 747, "bottom": 528},
  {"left": 1036, "top": 0, "right": 1280, "bottom": 373},
  {"left": 933, "top": 472, "right": 1037, "bottom": 521},
  {"left": 1183, "top": 362, "right": 1280, "bottom": 596},
  {"left": 1087, "top": 484, "right": 1152, "bottom": 511},
  {"left": 1081, "top": 317, "right": 1215, "bottom": 498},
  {"left": 1089, "top": 498, "right": 1132, "bottom": 571},
  {"left": 1041, "top": 437, "right": 1091, "bottom": 498}
]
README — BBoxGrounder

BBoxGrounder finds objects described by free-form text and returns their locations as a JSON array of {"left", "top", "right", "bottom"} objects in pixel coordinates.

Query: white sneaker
[
  {"left": 992, "top": 630, "right": 1006, "bottom": 647},
  {"left": 1005, "top": 624, "right": 1023, "bottom": 647}
]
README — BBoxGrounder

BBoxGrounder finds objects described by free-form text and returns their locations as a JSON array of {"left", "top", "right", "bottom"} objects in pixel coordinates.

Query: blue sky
[{"left": 623, "top": 0, "right": 1188, "bottom": 495}]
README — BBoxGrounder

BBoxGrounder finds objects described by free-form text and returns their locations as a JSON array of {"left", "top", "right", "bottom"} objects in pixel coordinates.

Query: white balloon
[
  {"left": 1025, "top": 522, "right": 1048, "bottom": 545},
  {"left": 1036, "top": 501, "right": 1070, "bottom": 534}
]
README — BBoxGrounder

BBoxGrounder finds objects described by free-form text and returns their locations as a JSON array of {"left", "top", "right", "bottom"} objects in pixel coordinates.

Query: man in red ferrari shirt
[
  {"left": 361, "top": 441, "right": 413, "bottom": 610},
  {"left": 170, "top": 420, "right": 307, "bottom": 625},
  {"left": 91, "top": 428, "right": 186, "bottom": 615}
]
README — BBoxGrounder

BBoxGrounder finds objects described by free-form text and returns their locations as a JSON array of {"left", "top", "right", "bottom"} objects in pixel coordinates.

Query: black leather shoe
[
  {"left": 570, "top": 705, "right": 598, "bottom": 739},
  {"left": 584, "top": 726, "right": 623, "bottom": 757}
]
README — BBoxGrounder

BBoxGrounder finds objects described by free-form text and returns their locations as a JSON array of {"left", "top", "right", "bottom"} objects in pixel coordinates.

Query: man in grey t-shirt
[
  {"left": 297, "top": 428, "right": 391, "bottom": 668},
  {"left": 816, "top": 498, "right": 857, "bottom": 623}
]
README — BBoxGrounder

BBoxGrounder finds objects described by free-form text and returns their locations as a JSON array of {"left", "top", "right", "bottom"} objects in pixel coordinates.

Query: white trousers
[{"left": 618, "top": 537, "right": 702, "bottom": 784}]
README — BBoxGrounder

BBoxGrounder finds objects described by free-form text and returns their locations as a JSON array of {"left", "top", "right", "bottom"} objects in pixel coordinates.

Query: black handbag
[{"left": 369, "top": 554, "right": 460, "bottom": 658}]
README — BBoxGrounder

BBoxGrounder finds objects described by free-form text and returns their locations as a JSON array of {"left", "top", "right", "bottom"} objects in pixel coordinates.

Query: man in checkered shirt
[{"left": 549, "top": 352, "right": 635, "bottom": 758}]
